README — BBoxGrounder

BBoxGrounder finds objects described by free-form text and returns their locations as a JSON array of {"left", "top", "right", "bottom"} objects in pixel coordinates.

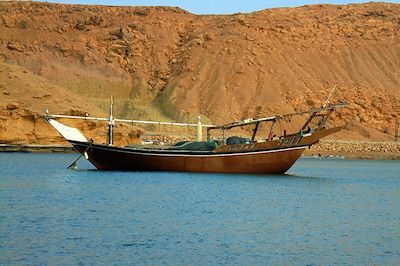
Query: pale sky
[{"left": 39, "top": 0, "right": 400, "bottom": 14}]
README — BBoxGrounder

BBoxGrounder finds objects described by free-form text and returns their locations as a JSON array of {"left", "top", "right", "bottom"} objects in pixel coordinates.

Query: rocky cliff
[{"left": 0, "top": 2, "right": 399, "bottom": 144}]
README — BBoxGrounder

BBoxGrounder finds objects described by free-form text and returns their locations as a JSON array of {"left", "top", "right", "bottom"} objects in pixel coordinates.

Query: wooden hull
[
  {"left": 70, "top": 141, "right": 307, "bottom": 174},
  {"left": 46, "top": 102, "right": 346, "bottom": 174}
]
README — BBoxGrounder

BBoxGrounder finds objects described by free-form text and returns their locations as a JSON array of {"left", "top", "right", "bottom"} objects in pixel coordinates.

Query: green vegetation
[{"left": 18, "top": 20, "right": 28, "bottom": 29}]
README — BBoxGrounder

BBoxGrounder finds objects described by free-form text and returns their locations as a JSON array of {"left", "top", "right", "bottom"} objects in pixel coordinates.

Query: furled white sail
[{"left": 46, "top": 118, "right": 88, "bottom": 142}]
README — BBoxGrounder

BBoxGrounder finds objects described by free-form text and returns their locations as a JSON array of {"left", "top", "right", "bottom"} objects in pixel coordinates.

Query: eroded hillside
[
  {"left": 0, "top": 1, "right": 399, "bottom": 143},
  {"left": 0, "top": 62, "right": 141, "bottom": 144}
]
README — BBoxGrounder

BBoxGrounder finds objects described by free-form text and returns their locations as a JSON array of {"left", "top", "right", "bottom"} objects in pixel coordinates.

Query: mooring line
[{"left": 67, "top": 139, "right": 94, "bottom": 169}]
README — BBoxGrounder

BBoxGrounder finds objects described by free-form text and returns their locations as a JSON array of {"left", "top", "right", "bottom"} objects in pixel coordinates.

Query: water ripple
[{"left": 0, "top": 154, "right": 399, "bottom": 265}]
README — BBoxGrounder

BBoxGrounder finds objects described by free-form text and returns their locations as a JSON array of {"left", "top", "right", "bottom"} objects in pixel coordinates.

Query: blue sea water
[{"left": 0, "top": 153, "right": 399, "bottom": 265}]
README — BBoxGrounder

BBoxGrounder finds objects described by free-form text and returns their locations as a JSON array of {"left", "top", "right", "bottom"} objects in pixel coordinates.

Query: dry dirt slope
[
  {"left": 0, "top": 1, "right": 399, "bottom": 144},
  {"left": 0, "top": 62, "right": 141, "bottom": 144}
]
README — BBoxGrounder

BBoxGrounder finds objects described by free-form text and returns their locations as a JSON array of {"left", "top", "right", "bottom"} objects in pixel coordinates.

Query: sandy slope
[
  {"left": 0, "top": 62, "right": 141, "bottom": 144},
  {"left": 0, "top": 2, "right": 399, "bottom": 144}
]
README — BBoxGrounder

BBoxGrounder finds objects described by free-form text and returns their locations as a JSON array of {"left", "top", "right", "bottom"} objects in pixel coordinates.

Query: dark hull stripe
[{"left": 70, "top": 141, "right": 308, "bottom": 157}]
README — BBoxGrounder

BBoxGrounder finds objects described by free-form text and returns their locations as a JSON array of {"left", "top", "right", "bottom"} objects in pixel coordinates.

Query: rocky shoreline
[
  {"left": 304, "top": 140, "right": 400, "bottom": 160},
  {"left": 0, "top": 144, "right": 75, "bottom": 153}
]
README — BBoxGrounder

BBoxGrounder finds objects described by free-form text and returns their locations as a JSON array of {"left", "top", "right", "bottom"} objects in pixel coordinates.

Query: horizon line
[{"left": 32, "top": 0, "right": 400, "bottom": 15}]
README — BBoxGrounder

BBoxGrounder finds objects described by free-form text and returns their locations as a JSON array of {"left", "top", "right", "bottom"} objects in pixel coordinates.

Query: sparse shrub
[
  {"left": 86, "top": 15, "right": 103, "bottom": 26},
  {"left": 75, "top": 21, "right": 86, "bottom": 30},
  {"left": 18, "top": 20, "right": 28, "bottom": 29},
  {"left": 128, "top": 22, "right": 140, "bottom": 31},
  {"left": 116, "top": 28, "right": 124, "bottom": 40},
  {"left": 133, "top": 8, "right": 149, "bottom": 16}
]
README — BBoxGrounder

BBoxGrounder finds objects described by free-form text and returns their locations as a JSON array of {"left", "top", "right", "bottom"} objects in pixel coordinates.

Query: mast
[
  {"left": 197, "top": 116, "right": 203, "bottom": 141},
  {"left": 108, "top": 96, "right": 114, "bottom": 145}
]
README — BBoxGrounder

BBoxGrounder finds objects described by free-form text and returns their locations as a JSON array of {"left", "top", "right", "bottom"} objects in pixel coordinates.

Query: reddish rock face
[
  {"left": 0, "top": 62, "right": 142, "bottom": 145},
  {"left": 0, "top": 2, "right": 399, "bottom": 144}
]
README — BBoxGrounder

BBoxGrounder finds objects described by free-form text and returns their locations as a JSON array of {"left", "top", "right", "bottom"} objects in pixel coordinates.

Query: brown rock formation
[
  {"left": 0, "top": 2, "right": 399, "bottom": 144},
  {"left": 0, "top": 62, "right": 141, "bottom": 145}
]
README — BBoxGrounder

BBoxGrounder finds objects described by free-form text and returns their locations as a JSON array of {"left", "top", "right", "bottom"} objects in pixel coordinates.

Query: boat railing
[{"left": 44, "top": 101, "right": 347, "bottom": 145}]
